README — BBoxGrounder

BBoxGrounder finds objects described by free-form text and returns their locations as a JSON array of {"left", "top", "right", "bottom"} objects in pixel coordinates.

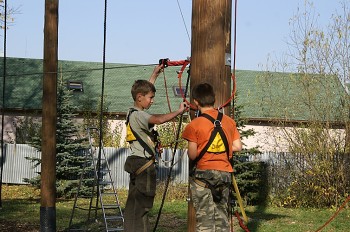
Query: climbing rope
[
  {"left": 94, "top": 0, "right": 108, "bottom": 218},
  {"left": 314, "top": 195, "right": 350, "bottom": 232},
  {"left": 155, "top": 59, "right": 191, "bottom": 169},
  {"left": 161, "top": 69, "right": 178, "bottom": 135},
  {"left": 152, "top": 64, "right": 191, "bottom": 232},
  {"left": 228, "top": 0, "right": 238, "bottom": 113},
  {"left": 235, "top": 211, "right": 250, "bottom": 232},
  {"left": 163, "top": 57, "right": 237, "bottom": 111}
]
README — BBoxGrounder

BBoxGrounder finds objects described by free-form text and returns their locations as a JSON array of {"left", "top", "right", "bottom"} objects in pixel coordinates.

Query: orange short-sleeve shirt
[{"left": 182, "top": 109, "right": 240, "bottom": 172}]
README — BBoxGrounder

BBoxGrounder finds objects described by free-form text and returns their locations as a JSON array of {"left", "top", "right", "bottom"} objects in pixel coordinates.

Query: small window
[
  {"left": 172, "top": 86, "right": 187, "bottom": 98},
  {"left": 67, "top": 81, "right": 83, "bottom": 92}
]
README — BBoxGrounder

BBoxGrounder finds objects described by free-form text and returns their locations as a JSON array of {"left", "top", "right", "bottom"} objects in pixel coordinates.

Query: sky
[{"left": 3, "top": 0, "right": 345, "bottom": 71}]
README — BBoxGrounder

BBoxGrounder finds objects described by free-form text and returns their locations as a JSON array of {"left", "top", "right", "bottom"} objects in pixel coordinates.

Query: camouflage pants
[{"left": 190, "top": 169, "right": 231, "bottom": 232}]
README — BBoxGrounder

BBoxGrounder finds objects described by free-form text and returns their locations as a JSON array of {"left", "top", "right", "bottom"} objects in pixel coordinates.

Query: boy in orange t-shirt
[{"left": 182, "top": 82, "right": 242, "bottom": 231}]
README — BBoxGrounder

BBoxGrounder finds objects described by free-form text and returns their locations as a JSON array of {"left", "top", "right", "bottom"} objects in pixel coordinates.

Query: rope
[
  {"left": 161, "top": 70, "right": 177, "bottom": 134},
  {"left": 175, "top": 60, "right": 197, "bottom": 110},
  {"left": 218, "top": 0, "right": 238, "bottom": 110},
  {"left": 162, "top": 71, "right": 173, "bottom": 114},
  {"left": 95, "top": 0, "right": 108, "bottom": 218},
  {"left": 152, "top": 68, "right": 191, "bottom": 232},
  {"left": 218, "top": 73, "right": 236, "bottom": 110},
  {"left": 170, "top": 57, "right": 237, "bottom": 111},
  {"left": 175, "top": 0, "right": 239, "bottom": 111},
  {"left": 314, "top": 195, "right": 350, "bottom": 232},
  {"left": 235, "top": 211, "right": 250, "bottom": 232},
  {"left": 157, "top": 144, "right": 186, "bottom": 169},
  {"left": 156, "top": 70, "right": 186, "bottom": 169}
]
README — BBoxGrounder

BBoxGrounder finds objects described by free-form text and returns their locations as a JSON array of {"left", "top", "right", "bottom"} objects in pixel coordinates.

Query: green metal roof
[
  {"left": 236, "top": 70, "right": 349, "bottom": 122},
  {"left": 1, "top": 57, "right": 349, "bottom": 122},
  {"left": 0, "top": 57, "right": 186, "bottom": 115}
]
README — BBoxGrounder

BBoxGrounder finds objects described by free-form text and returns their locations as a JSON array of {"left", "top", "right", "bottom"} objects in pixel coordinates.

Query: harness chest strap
[
  {"left": 193, "top": 111, "right": 230, "bottom": 164},
  {"left": 191, "top": 112, "right": 230, "bottom": 189},
  {"left": 126, "top": 108, "right": 156, "bottom": 176},
  {"left": 126, "top": 108, "right": 155, "bottom": 158}
]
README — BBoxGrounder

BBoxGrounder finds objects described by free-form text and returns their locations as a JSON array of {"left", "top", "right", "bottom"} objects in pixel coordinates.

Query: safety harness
[
  {"left": 191, "top": 111, "right": 231, "bottom": 203},
  {"left": 126, "top": 108, "right": 161, "bottom": 175},
  {"left": 194, "top": 111, "right": 230, "bottom": 164}
]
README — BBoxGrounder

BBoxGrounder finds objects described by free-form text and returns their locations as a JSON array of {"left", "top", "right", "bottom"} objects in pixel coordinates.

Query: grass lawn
[{"left": 0, "top": 185, "right": 349, "bottom": 231}]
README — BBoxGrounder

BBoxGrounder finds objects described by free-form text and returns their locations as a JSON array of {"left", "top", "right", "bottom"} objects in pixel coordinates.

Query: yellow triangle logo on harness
[
  {"left": 126, "top": 123, "right": 137, "bottom": 142},
  {"left": 207, "top": 132, "right": 226, "bottom": 153}
]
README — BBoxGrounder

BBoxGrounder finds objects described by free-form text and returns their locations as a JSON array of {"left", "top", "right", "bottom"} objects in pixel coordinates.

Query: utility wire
[
  {"left": 176, "top": 0, "right": 191, "bottom": 44},
  {"left": 0, "top": 63, "right": 158, "bottom": 78}
]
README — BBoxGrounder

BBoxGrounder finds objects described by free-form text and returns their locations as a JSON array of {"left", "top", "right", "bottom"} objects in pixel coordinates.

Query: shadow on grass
[
  {"left": 241, "top": 162, "right": 287, "bottom": 232},
  {"left": 244, "top": 205, "right": 288, "bottom": 232}
]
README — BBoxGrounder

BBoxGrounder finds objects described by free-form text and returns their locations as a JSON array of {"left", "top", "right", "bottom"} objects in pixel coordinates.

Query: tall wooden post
[
  {"left": 41, "top": 0, "right": 58, "bottom": 231},
  {"left": 188, "top": 0, "right": 232, "bottom": 231}
]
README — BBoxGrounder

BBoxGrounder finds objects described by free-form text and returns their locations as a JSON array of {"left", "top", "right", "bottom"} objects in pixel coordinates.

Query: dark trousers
[{"left": 124, "top": 156, "right": 156, "bottom": 232}]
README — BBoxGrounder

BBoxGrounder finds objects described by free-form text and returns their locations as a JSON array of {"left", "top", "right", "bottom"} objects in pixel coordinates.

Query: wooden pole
[
  {"left": 188, "top": 0, "right": 232, "bottom": 231},
  {"left": 41, "top": 0, "right": 58, "bottom": 231}
]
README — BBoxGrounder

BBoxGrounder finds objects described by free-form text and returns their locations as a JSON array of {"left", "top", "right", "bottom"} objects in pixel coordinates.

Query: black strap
[
  {"left": 193, "top": 112, "right": 230, "bottom": 164},
  {"left": 126, "top": 109, "right": 155, "bottom": 157}
]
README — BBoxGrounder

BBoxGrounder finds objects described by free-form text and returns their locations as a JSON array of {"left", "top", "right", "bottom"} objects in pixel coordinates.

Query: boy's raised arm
[{"left": 149, "top": 64, "right": 164, "bottom": 84}]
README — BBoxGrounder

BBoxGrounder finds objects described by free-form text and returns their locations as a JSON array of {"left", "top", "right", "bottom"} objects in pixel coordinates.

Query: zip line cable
[{"left": 0, "top": 0, "right": 8, "bottom": 209}]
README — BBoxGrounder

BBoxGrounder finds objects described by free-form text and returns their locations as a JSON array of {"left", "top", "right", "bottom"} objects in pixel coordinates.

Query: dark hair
[
  {"left": 131, "top": 80, "right": 156, "bottom": 100},
  {"left": 191, "top": 83, "right": 215, "bottom": 107}
]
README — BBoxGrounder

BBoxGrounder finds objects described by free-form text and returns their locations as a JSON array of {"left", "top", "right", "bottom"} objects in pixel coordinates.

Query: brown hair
[
  {"left": 191, "top": 83, "right": 215, "bottom": 107},
  {"left": 131, "top": 80, "right": 156, "bottom": 100}
]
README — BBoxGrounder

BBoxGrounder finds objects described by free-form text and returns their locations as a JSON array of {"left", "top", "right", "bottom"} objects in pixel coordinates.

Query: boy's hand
[
  {"left": 179, "top": 102, "right": 189, "bottom": 113},
  {"left": 154, "top": 64, "right": 164, "bottom": 74},
  {"left": 149, "top": 64, "right": 164, "bottom": 84}
]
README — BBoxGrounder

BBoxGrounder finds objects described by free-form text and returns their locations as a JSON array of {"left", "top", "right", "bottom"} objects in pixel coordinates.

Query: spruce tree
[
  {"left": 232, "top": 95, "right": 268, "bottom": 205},
  {"left": 55, "top": 79, "right": 90, "bottom": 198},
  {"left": 25, "top": 79, "right": 91, "bottom": 198}
]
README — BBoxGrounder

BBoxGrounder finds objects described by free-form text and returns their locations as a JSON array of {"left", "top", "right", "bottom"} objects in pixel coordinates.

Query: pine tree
[
  {"left": 25, "top": 79, "right": 91, "bottom": 198},
  {"left": 55, "top": 79, "right": 91, "bottom": 198},
  {"left": 232, "top": 94, "right": 268, "bottom": 205}
]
